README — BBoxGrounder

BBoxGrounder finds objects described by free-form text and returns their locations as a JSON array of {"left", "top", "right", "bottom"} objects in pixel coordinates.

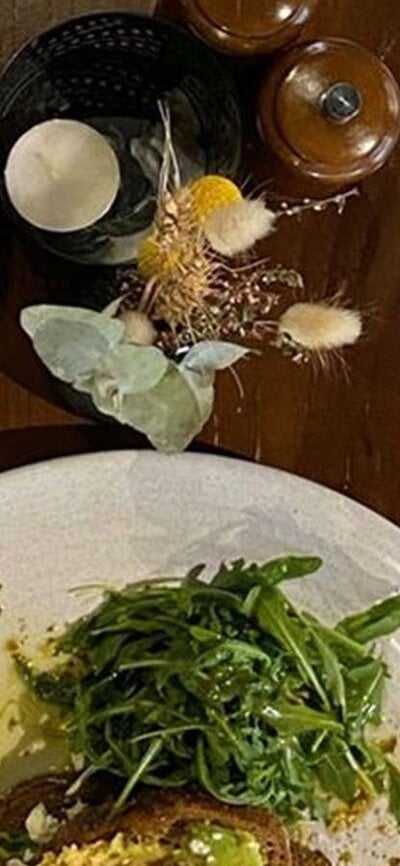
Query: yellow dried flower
[
  {"left": 137, "top": 235, "right": 160, "bottom": 280},
  {"left": 136, "top": 188, "right": 215, "bottom": 327},
  {"left": 138, "top": 233, "right": 192, "bottom": 281},
  {"left": 137, "top": 178, "right": 242, "bottom": 281},
  {"left": 189, "top": 175, "right": 242, "bottom": 223},
  {"left": 137, "top": 235, "right": 183, "bottom": 281}
]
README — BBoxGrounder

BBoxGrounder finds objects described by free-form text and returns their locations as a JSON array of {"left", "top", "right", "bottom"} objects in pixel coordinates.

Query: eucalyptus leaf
[
  {"left": 20, "top": 306, "right": 124, "bottom": 383},
  {"left": 93, "top": 363, "right": 214, "bottom": 452},
  {"left": 182, "top": 341, "right": 250, "bottom": 374},
  {"left": 79, "top": 345, "right": 169, "bottom": 422},
  {"left": 97, "top": 344, "right": 168, "bottom": 395},
  {"left": 21, "top": 305, "right": 124, "bottom": 342},
  {"left": 21, "top": 308, "right": 249, "bottom": 452},
  {"left": 180, "top": 367, "right": 215, "bottom": 418},
  {"left": 81, "top": 373, "right": 121, "bottom": 413}
]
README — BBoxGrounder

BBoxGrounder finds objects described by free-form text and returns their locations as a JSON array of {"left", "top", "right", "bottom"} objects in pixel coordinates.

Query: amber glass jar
[
  {"left": 258, "top": 38, "right": 400, "bottom": 193},
  {"left": 181, "top": 0, "right": 318, "bottom": 56}
]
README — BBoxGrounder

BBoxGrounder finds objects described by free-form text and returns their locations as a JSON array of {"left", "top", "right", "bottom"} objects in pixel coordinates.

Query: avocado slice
[{"left": 176, "top": 823, "right": 264, "bottom": 865}]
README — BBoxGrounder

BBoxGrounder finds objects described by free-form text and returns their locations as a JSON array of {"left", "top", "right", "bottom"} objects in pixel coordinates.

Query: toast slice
[
  {"left": 0, "top": 777, "right": 330, "bottom": 866},
  {"left": 52, "top": 787, "right": 292, "bottom": 866}
]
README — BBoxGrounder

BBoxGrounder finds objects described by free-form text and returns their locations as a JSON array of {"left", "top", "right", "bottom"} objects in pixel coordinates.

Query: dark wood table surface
[{"left": 1, "top": 0, "right": 400, "bottom": 524}]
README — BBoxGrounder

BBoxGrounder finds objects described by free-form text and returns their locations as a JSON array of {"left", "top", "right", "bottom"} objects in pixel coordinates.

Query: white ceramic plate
[{"left": 0, "top": 451, "right": 400, "bottom": 864}]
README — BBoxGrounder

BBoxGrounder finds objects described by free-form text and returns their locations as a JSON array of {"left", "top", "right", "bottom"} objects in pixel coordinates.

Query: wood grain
[
  {"left": 1, "top": 0, "right": 400, "bottom": 525},
  {"left": 0, "top": 373, "right": 76, "bottom": 429}
]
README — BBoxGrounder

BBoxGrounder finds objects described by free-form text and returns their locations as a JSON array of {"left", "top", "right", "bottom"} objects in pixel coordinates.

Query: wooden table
[{"left": 1, "top": 0, "right": 400, "bottom": 524}]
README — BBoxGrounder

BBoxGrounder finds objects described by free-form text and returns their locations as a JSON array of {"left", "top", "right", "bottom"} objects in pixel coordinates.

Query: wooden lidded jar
[
  {"left": 258, "top": 38, "right": 400, "bottom": 193},
  {"left": 181, "top": 0, "right": 319, "bottom": 56}
]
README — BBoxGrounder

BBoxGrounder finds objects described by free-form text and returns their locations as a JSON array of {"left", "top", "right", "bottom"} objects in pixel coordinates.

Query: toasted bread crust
[
  {"left": 54, "top": 788, "right": 292, "bottom": 866},
  {"left": 0, "top": 775, "right": 71, "bottom": 833},
  {"left": 0, "top": 777, "right": 330, "bottom": 866}
]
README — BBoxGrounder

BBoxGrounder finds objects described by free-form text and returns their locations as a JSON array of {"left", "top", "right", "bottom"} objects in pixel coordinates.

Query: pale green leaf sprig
[{"left": 21, "top": 305, "right": 250, "bottom": 453}]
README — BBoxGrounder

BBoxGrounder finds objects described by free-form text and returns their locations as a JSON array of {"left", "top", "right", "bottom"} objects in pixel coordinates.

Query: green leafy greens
[
  {"left": 0, "top": 832, "right": 36, "bottom": 864},
  {"left": 16, "top": 557, "right": 400, "bottom": 823}
]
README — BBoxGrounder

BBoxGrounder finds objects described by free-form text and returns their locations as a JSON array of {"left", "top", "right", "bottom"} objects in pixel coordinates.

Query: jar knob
[{"left": 322, "top": 82, "right": 363, "bottom": 123}]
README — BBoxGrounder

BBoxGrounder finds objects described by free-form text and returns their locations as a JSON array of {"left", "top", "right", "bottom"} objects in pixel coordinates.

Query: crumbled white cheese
[
  {"left": 189, "top": 839, "right": 211, "bottom": 856},
  {"left": 70, "top": 753, "right": 85, "bottom": 772},
  {"left": 248, "top": 839, "right": 261, "bottom": 850},
  {"left": 24, "top": 739, "right": 46, "bottom": 755},
  {"left": 6, "top": 858, "right": 25, "bottom": 866},
  {"left": 25, "top": 802, "right": 59, "bottom": 844},
  {"left": 65, "top": 801, "right": 85, "bottom": 821}
]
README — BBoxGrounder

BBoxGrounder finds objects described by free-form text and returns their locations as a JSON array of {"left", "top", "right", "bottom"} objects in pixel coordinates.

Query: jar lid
[
  {"left": 192, "top": 0, "right": 311, "bottom": 38},
  {"left": 259, "top": 39, "right": 400, "bottom": 184},
  {"left": 184, "top": 0, "right": 317, "bottom": 54}
]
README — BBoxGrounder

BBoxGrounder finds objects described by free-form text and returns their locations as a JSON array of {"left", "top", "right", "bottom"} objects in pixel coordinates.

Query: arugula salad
[{"left": 14, "top": 556, "right": 400, "bottom": 824}]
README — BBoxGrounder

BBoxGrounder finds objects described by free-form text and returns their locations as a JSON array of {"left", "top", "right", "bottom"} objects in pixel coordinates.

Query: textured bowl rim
[
  {"left": 0, "top": 9, "right": 243, "bottom": 265},
  {"left": 0, "top": 9, "right": 242, "bottom": 148}
]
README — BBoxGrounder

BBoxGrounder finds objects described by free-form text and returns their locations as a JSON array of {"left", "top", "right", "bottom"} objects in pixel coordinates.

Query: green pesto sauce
[{"left": 175, "top": 823, "right": 264, "bottom": 866}]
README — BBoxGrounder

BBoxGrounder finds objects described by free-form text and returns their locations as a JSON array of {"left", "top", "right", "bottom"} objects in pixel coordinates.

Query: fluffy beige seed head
[
  {"left": 278, "top": 302, "right": 362, "bottom": 351},
  {"left": 204, "top": 199, "right": 276, "bottom": 257},
  {"left": 119, "top": 310, "right": 157, "bottom": 346}
]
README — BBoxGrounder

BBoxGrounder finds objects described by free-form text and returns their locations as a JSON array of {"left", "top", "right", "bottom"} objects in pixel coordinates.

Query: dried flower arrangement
[{"left": 21, "top": 108, "right": 363, "bottom": 453}]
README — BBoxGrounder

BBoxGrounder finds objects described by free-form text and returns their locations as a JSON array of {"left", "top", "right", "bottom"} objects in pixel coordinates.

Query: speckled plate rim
[{"left": 0, "top": 449, "right": 399, "bottom": 622}]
